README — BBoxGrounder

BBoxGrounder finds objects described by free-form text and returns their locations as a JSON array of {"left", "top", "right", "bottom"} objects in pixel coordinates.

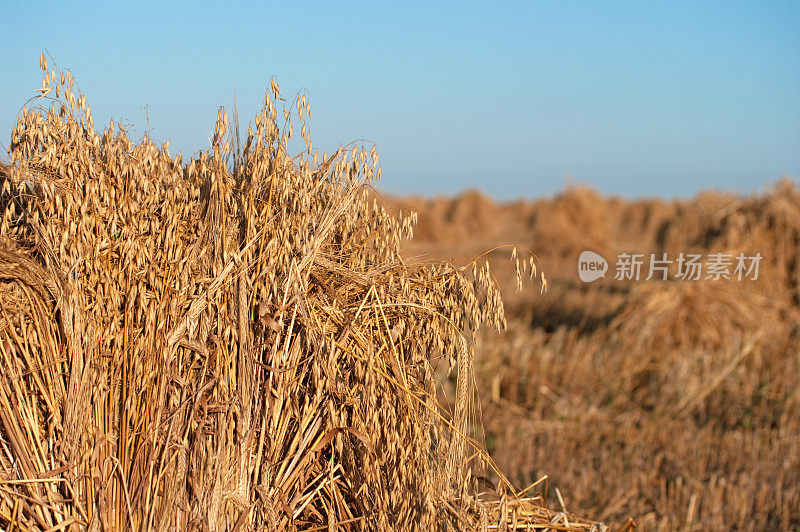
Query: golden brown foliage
[{"left": 0, "top": 57, "right": 597, "bottom": 530}]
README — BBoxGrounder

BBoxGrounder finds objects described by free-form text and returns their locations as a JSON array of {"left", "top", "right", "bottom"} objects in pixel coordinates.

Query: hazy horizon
[{"left": 2, "top": 1, "right": 798, "bottom": 200}]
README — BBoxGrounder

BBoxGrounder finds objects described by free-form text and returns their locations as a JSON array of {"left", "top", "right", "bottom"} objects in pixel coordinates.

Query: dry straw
[{"left": 0, "top": 56, "right": 597, "bottom": 530}]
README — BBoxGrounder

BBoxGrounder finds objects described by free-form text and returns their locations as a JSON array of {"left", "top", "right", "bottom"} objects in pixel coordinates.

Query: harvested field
[
  {"left": 389, "top": 183, "right": 800, "bottom": 530},
  {"left": 2, "top": 53, "right": 797, "bottom": 531},
  {"left": 0, "top": 58, "right": 603, "bottom": 530}
]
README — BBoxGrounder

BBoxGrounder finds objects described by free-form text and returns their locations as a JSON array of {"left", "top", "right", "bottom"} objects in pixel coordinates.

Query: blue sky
[{"left": 1, "top": 1, "right": 798, "bottom": 199}]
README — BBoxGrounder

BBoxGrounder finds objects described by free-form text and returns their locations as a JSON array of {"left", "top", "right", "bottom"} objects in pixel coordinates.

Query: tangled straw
[{"left": 0, "top": 55, "right": 597, "bottom": 531}]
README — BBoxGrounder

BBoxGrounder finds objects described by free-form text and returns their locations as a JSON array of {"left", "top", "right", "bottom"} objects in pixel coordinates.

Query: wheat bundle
[{"left": 0, "top": 57, "right": 598, "bottom": 530}]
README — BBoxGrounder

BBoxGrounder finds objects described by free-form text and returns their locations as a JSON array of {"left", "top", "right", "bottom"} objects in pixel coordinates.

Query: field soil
[{"left": 387, "top": 182, "right": 800, "bottom": 530}]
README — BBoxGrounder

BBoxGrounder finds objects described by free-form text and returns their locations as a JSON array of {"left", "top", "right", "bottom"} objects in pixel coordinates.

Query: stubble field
[{"left": 389, "top": 184, "right": 800, "bottom": 530}]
